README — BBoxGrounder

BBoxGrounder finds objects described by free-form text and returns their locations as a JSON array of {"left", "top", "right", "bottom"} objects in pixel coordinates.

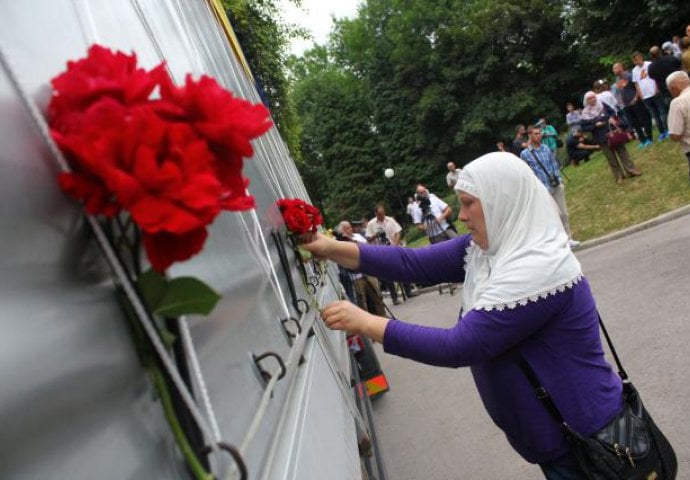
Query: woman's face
[
  {"left": 586, "top": 95, "right": 597, "bottom": 106},
  {"left": 458, "top": 192, "right": 487, "bottom": 250}
]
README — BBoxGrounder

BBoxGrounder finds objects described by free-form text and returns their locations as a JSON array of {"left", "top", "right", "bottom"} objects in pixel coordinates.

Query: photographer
[
  {"left": 365, "top": 204, "right": 415, "bottom": 304},
  {"left": 412, "top": 185, "right": 457, "bottom": 244}
]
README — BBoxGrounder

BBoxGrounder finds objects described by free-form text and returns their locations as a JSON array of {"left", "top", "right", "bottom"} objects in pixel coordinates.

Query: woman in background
[{"left": 580, "top": 91, "right": 641, "bottom": 184}]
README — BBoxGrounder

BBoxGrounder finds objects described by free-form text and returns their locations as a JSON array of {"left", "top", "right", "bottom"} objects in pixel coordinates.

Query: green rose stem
[
  {"left": 117, "top": 289, "right": 212, "bottom": 480},
  {"left": 110, "top": 216, "right": 143, "bottom": 278},
  {"left": 149, "top": 366, "right": 214, "bottom": 480}
]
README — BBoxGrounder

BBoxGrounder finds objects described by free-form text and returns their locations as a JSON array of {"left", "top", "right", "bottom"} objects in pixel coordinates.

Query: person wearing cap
[
  {"left": 536, "top": 118, "right": 559, "bottom": 153},
  {"left": 666, "top": 71, "right": 690, "bottom": 181},
  {"left": 662, "top": 40, "right": 682, "bottom": 60},
  {"left": 648, "top": 45, "right": 682, "bottom": 106},
  {"left": 632, "top": 51, "right": 670, "bottom": 141}
]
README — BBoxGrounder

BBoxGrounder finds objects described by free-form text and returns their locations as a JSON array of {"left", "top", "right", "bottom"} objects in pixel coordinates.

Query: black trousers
[
  {"left": 623, "top": 103, "right": 653, "bottom": 142},
  {"left": 569, "top": 150, "right": 591, "bottom": 165}
]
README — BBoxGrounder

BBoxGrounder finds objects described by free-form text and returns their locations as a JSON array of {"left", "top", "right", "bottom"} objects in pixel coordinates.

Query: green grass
[{"left": 403, "top": 139, "right": 690, "bottom": 247}]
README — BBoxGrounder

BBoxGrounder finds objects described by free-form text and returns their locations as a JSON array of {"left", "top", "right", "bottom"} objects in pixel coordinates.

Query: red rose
[
  {"left": 49, "top": 45, "right": 165, "bottom": 126},
  {"left": 276, "top": 198, "right": 323, "bottom": 235},
  {"left": 142, "top": 228, "right": 208, "bottom": 273},
  {"left": 282, "top": 208, "right": 312, "bottom": 234},
  {"left": 156, "top": 74, "right": 272, "bottom": 211},
  {"left": 49, "top": 45, "right": 271, "bottom": 272}
]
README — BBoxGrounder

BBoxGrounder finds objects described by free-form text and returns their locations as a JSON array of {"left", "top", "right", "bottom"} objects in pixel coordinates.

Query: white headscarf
[
  {"left": 581, "top": 91, "right": 604, "bottom": 120},
  {"left": 454, "top": 152, "right": 582, "bottom": 312}
]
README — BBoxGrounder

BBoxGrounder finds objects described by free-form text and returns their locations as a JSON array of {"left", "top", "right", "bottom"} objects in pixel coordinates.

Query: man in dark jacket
[{"left": 649, "top": 45, "right": 682, "bottom": 105}]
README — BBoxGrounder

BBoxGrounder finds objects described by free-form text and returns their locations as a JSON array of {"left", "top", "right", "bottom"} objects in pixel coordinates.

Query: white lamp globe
[{"left": 384, "top": 168, "right": 395, "bottom": 179}]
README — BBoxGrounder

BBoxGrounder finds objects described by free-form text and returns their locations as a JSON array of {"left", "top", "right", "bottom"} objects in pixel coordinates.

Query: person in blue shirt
[{"left": 520, "top": 125, "right": 580, "bottom": 248}]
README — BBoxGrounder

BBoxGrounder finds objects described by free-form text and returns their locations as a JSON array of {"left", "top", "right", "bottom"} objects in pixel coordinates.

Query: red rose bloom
[
  {"left": 49, "top": 45, "right": 272, "bottom": 272},
  {"left": 156, "top": 74, "right": 273, "bottom": 211},
  {"left": 276, "top": 198, "right": 323, "bottom": 235},
  {"left": 49, "top": 45, "right": 165, "bottom": 128}
]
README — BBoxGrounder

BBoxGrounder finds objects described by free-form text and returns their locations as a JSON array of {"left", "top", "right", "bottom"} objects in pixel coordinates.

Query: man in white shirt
[
  {"left": 667, "top": 71, "right": 690, "bottom": 181},
  {"left": 446, "top": 162, "right": 460, "bottom": 189},
  {"left": 365, "top": 204, "right": 403, "bottom": 246},
  {"left": 365, "top": 204, "right": 415, "bottom": 303},
  {"left": 632, "top": 51, "right": 669, "bottom": 140},
  {"left": 406, "top": 196, "right": 418, "bottom": 222},
  {"left": 412, "top": 185, "right": 456, "bottom": 244}
]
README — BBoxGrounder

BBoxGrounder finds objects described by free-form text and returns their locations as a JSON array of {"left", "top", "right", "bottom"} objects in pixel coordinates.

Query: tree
[
  {"left": 287, "top": 0, "right": 690, "bottom": 223},
  {"left": 291, "top": 47, "right": 391, "bottom": 222},
  {"left": 567, "top": 0, "right": 690, "bottom": 60},
  {"left": 223, "top": 0, "right": 305, "bottom": 159}
]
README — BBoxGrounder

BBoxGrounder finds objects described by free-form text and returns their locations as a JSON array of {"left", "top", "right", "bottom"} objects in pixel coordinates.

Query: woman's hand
[
  {"left": 298, "top": 232, "right": 361, "bottom": 269},
  {"left": 321, "top": 300, "right": 389, "bottom": 342},
  {"left": 298, "top": 232, "right": 335, "bottom": 258},
  {"left": 595, "top": 121, "right": 605, "bottom": 127}
]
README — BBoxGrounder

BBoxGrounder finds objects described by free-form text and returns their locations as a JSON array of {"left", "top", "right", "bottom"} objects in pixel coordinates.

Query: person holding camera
[
  {"left": 520, "top": 125, "right": 580, "bottom": 248},
  {"left": 412, "top": 185, "right": 457, "bottom": 244},
  {"left": 365, "top": 204, "right": 415, "bottom": 304}
]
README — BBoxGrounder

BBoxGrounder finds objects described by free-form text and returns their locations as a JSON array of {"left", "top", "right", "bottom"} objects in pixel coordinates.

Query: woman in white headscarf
[
  {"left": 300, "top": 153, "right": 622, "bottom": 479},
  {"left": 580, "top": 90, "right": 641, "bottom": 184}
]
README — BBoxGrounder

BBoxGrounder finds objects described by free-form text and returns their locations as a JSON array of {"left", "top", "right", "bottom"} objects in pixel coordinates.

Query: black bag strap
[
  {"left": 596, "top": 311, "right": 628, "bottom": 381},
  {"left": 527, "top": 148, "right": 559, "bottom": 186},
  {"left": 517, "top": 355, "right": 566, "bottom": 424},
  {"left": 518, "top": 310, "right": 628, "bottom": 424}
]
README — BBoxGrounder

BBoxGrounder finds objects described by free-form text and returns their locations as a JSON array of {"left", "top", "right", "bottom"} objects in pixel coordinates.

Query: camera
[
  {"left": 415, "top": 193, "right": 432, "bottom": 216},
  {"left": 375, "top": 227, "right": 390, "bottom": 245}
]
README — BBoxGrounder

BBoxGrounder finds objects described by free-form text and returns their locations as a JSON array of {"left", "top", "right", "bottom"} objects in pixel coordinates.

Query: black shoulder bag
[
  {"left": 519, "top": 312, "right": 677, "bottom": 479},
  {"left": 528, "top": 149, "right": 561, "bottom": 189}
]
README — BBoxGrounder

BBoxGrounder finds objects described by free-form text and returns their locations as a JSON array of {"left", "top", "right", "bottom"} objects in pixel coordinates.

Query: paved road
[{"left": 371, "top": 213, "right": 690, "bottom": 479}]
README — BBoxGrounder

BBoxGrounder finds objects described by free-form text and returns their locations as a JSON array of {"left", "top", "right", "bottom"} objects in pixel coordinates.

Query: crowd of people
[{"left": 502, "top": 23, "right": 690, "bottom": 186}]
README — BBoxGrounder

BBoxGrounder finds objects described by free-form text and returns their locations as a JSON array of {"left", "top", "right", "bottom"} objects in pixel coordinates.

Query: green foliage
[
  {"left": 567, "top": 0, "right": 690, "bottom": 59},
  {"left": 137, "top": 270, "right": 221, "bottom": 317},
  {"left": 283, "top": 0, "right": 690, "bottom": 227},
  {"left": 565, "top": 138, "right": 690, "bottom": 240},
  {"left": 223, "top": 0, "right": 305, "bottom": 159}
]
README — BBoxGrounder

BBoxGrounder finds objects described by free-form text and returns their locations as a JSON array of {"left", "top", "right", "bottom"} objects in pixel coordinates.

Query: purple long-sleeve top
[{"left": 358, "top": 235, "right": 622, "bottom": 465}]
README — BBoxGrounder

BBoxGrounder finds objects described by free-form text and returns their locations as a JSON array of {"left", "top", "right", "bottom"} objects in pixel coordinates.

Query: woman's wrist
[{"left": 363, "top": 314, "right": 390, "bottom": 343}]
